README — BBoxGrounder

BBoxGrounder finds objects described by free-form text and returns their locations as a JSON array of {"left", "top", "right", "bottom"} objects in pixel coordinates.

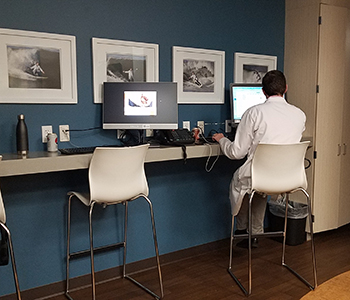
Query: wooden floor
[{"left": 47, "top": 224, "right": 350, "bottom": 300}]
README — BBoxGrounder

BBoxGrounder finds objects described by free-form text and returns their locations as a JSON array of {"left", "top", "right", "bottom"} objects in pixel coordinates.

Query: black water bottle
[{"left": 16, "top": 114, "right": 29, "bottom": 156}]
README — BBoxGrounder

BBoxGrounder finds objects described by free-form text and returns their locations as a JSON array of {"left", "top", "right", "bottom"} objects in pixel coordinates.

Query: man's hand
[{"left": 212, "top": 133, "right": 225, "bottom": 142}]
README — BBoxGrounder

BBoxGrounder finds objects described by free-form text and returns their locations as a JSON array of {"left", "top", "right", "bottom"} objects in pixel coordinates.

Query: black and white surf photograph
[
  {"left": 243, "top": 64, "right": 268, "bottom": 83},
  {"left": 182, "top": 59, "right": 215, "bottom": 93},
  {"left": 7, "top": 45, "right": 61, "bottom": 89},
  {"left": 106, "top": 53, "right": 146, "bottom": 82}
]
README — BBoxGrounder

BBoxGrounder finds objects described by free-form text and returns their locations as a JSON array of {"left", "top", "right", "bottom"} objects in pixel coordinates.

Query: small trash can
[{"left": 268, "top": 199, "right": 308, "bottom": 246}]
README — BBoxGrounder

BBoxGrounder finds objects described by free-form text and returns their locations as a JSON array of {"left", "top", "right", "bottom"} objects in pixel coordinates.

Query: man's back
[{"left": 239, "top": 95, "right": 306, "bottom": 160}]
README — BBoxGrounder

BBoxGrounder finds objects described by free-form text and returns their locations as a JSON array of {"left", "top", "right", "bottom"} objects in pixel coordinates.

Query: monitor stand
[{"left": 141, "top": 130, "right": 161, "bottom": 148}]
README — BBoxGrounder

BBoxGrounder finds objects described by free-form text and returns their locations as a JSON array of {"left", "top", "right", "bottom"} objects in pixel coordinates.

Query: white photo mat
[
  {"left": 0, "top": 28, "right": 77, "bottom": 104},
  {"left": 173, "top": 46, "right": 225, "bottom": 104},
  {"left": 92, "top": 37, "right": 159, "bottom": 104},
  {"left": 234, "top": 52, "right": 277, "bottom": 83}
]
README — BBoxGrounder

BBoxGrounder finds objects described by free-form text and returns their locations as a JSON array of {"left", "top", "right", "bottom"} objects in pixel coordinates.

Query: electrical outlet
[
  {"left": 59, "top": 125, "right": 70, "bottom": 142},
  {"left": 183, "top": 121, "right": 190, "bottom": 131},
  {"left": 225, "top": 120, "right": 232, "bottom": 133},
  {"left": 146, "top": 129, "right": 153, "bottom": 137},
  {"left": 41, "top": 125, "right": 53, "bottom": 143},
  {"left": 197, "top": 121, "right": 204, "bottom": 135}
]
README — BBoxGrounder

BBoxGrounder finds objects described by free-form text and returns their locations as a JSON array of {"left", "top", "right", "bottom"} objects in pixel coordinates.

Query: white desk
[{"left": 0, "top": 144, "right": 221, "bottom": 177}]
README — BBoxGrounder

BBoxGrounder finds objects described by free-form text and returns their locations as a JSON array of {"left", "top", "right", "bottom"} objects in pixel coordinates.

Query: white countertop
[{"left": 0, "top": 143, "right": 221, "bottom": 177}]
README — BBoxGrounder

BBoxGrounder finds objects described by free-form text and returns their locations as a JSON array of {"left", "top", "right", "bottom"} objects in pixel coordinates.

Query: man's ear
[
  {"left": 262, "top": 88, "right": 268, "bottom": 98},
  {"left": 284, "top": 84, "right": 288, "bottom": 94}
]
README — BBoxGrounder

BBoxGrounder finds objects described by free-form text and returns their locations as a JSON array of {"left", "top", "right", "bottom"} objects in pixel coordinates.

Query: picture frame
[
  {"left": 173, "top": 46, "right": 225, "bottom": 104},
  {"left": 0, "top": 28, "right": 77, "bottom": 104},
  {"left": 234, "top": 52, "right": 277, "bottom": 83},
  {"left": 92, "top": 37, "right": 159, "bottom": 103}
]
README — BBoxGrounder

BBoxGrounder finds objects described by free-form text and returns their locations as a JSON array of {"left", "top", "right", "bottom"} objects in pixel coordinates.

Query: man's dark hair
[{"left": 262, "top": 70, "right": 286, "bottom": 97}]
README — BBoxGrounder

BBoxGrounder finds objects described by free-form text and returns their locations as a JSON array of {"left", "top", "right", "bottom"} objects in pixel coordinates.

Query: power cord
[
  {"left": 62, "top": 127, "right": 102, "bottom": 148},
  {"left": 66, "top": 127, "right": 101, "bottom": 132},
  {"left": 204, "top": 142, "right": 221, "bottom": 172}
]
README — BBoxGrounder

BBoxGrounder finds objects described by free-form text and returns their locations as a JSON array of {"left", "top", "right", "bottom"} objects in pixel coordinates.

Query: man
[{"left": 212, "top": 70, "right": 306, "bottom": 248}]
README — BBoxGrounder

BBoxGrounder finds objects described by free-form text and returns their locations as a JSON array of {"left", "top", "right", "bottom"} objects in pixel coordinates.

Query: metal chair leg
[
  {"left": 282, "top": 194, "right": 289, "bottom": 265},
  {"left": 146, "top": 196, "right": 164, "bottom": 298},
  {"left": 247, "top": 192, "right": 253, "bottom": 295},
  {"left": 89, "top": 203, "right": 96, "bottom": 300},
  {"left": 65, "top": 195, "right": 72, "bottom": 300},
  {"left": 66, "top": 198, "right": 98, "bottom": 300},
  {"left": 306, "top": 192, "right": 317, "bottom": 289},
  {"left": 228, "top": 215, "right": 235, "bottom": 270},
  {"left": 227, "top": 192, "right": 256, "bottom": 296},
  {"left": 123, "top": 201, "right": 128, "bottom": 278},
  {"left": 282, "top": 189, "right": 317, "bottom": 290},
  {"left": 124, "top": 196, "right": 164, "bottom": 299},
  {"left": 0, "top": 223, "right": 21, "bottom": 300}
]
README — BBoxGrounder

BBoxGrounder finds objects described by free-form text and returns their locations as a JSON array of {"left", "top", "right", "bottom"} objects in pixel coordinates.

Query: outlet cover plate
[
  {"left": 41, "top": 125, "right": 53, "bottom": 143},
  {"left": 183, "top": 121, "right": 190, "bottom": 130},
  {"left": 197, "top": 121, "right": 204, "bottom": 134},
  {"left": 59, "top": 125, "right": 70, "bottom": 142}
]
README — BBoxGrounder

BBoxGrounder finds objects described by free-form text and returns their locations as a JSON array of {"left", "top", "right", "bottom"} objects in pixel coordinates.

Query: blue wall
[{"left": 0, "top": 0, "right": 285, "bottom": 296}]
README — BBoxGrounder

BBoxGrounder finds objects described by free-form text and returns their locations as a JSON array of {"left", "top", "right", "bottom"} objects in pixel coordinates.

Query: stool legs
[
  {"left": 282, "top": 189, "right": 317, "bottom": 290},
  {"left": 228, "top": 191, "right": 256, "bottom": 296},
  {"left": 123, "top": 196, "right": 164, "bottom": 299},
  {"left": 66, "top": 195, "right": 164, "bottom": 300},
  {"left": 228, "top": 189, "right": 317, "bottom": 296}
]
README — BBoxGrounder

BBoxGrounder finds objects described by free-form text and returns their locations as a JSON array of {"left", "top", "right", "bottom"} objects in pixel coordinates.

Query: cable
[
  {"left": 194, "top": 125, "right": 221, "bottom": 172},
  {"left": 60, "top": 127, "right": 102, "bottom": 148},
  {"left": 204, "top": 143, "right": 221, "bottom": 172},
  {"left": 66, "top": 127, "right": 101, "bottom": 132}
]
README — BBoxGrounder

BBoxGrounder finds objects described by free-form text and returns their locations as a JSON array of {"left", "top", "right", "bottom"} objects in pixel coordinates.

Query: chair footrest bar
[
  {"left": 233, "top": 231, "right": 284, "bottom": 240},
  {"left": 283, "top": 263, "right": 315, "bottom": 290},
  {"left": 69, "top": 242, "right": 124, "bottom": 260},
  {"left": 228, "top": 268, "right": 249, "bottom": 296},
  {"left": 125, "top": 275, "right": 162, "bottom": 299}
]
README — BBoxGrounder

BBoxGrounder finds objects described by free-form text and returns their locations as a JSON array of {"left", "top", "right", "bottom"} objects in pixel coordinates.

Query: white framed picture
[
  {"left": 92, "top": 37, "right": 159, "bottom": 103},
  {"left": 0, "top": 28, "right": 77, "bottom": 104},
  {"left": 173, "top": 46, "right": 225, "bottom": 104},
  {"left": 234, "top": 52, "right": 277, "bottom": 83}
]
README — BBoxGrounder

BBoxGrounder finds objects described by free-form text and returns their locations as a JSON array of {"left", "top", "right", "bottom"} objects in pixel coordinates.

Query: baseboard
[{"left": 0, "top": 238, "right": 229, "bottom": 300}]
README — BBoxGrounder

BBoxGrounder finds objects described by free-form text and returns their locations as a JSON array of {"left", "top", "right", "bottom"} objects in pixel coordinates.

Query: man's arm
[{"left": 212, "top": 110, "right": 255, "bottom": 160}]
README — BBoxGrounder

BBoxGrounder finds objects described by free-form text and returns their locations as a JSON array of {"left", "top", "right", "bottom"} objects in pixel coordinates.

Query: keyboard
[{"left": 59, "top": 146, "right": 96, "bottom": 155}]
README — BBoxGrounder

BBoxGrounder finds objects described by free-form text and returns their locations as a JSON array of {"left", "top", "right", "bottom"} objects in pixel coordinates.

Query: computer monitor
[
  {"left": 103, "top": 82, "right": 178, "bottom": 130},
  {"left": 230, "top": 83, "right": 266, "bottom": 124}
]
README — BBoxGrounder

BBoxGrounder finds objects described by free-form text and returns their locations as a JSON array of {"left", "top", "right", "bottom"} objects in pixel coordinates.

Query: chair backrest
[
  {"left": 89, "top": 144, "right": 149, "bottom": 204},
  {"left": 0, "top": 190, "right": 6, "bottom": 224},
  {"left": 251, "top": 141, "right": 310, "bottom": 194}
]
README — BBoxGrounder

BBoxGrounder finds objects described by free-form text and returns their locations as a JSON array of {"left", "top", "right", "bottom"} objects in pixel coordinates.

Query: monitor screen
[
  {"left": 103, "top": 82, "right": 178, "bottom": 130},
  {"left": 230, "top": 83, "right": 266, "bottom": 123}
]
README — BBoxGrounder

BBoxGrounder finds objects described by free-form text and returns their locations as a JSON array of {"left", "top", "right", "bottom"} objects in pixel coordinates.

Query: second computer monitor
[{"left": 230, "top": 83, "right": 266, "bottom": 124}]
